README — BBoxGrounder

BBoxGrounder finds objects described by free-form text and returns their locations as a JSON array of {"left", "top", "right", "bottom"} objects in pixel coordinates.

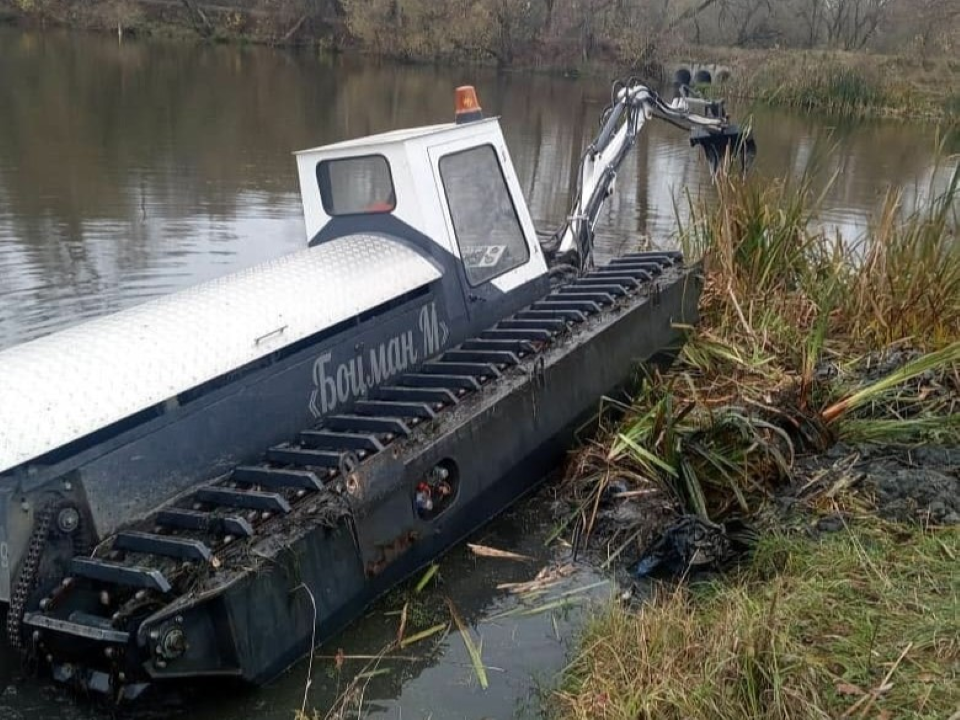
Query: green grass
[
  {"left": 554, "top": 520, "right": 959, "bottom": 719},
  {"left": 948, "top": 94, "right": 960, "bottom": 118},
  {"left": 564, "top": 151, "right": 957, "bottom": 519},
  {"left": 607, "top": 377, "right": 793, "bottom": 518},
  {"left": 755, "top": 64, "right": 887, "bottom": 115}
]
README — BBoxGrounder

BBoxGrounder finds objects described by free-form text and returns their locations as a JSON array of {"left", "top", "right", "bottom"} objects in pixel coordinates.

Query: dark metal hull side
[
  {"left": 1, "top": 272, "right": 549, "bottom": 605},
  {"left": 143, "top": 267, "right": 702, "bottom": 685},
  {"left": 2, "top": 294, "right": 435, "bottom": 534},
  {"left": 0, "top": 289, "right": 452, "bottom": 606}
]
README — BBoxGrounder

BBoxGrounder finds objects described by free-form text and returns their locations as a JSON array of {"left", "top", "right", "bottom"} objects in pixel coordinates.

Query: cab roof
[{"left": 294, "top": 118, "right": 501, "bottom": 155}]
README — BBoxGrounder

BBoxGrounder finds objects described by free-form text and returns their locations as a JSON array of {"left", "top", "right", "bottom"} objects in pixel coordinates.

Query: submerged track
[{"left": 14, "top": 251, "right": 692, "bottom": 698}]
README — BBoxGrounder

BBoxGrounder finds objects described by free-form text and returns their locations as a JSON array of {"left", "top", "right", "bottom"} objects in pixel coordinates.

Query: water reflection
[
  {"left": 0, "top": 27, "right": 951, "bottom": 350},
  {"left": 0, "top": 23, "right": 954, "bottom": 720}
]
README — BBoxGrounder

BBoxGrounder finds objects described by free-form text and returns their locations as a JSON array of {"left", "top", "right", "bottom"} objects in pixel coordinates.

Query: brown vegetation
[
  {"left": 5, "top": 0, "right": 958, "bottom": 70},
  {"left": 716, "top": 48, "right": 960, "bottom": 119},
  {"left": 5, "top": 1, "right": 959, "bottom": 117}
]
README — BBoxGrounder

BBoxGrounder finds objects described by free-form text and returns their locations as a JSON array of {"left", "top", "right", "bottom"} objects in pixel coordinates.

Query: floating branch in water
[
  {"left": 467, "top": 543, "right": 534, "bottom": 562},
  {"left": 399, "top": 622, "right": 449, "bottom": 649}
]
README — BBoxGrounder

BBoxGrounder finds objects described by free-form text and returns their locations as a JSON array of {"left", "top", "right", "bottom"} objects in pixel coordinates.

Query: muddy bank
[
  {"left": 554, "top": 441, "right": 960, "bottom": 587},
  {"left": 550, "top": 339, "right": 960, "bottom": 583},
  {"left": 792, "top": 443, "right": 960, "bottom": 525}
]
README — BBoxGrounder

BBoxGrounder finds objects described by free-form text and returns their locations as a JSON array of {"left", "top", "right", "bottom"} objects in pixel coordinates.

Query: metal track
[
  {"left": 18, "top": 252, "right": 682, "bottom": 674},
  {"left": 7, "top": 504, "right": 54, "bottom": 648}
]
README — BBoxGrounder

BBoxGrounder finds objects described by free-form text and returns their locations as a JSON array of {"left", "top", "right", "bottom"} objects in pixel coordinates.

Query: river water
[{"left": 0, "top": 25, "right": 953, "bottom": 720}]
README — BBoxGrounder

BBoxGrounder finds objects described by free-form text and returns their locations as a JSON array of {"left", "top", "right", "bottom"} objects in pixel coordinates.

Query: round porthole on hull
[{"left": 414, "top": 459, "right": 459, "bottom": 520}]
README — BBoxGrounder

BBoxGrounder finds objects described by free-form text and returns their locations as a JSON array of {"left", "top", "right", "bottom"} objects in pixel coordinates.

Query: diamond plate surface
[{"left": 0, "top": 235, "right": 442, "bottom": 474}]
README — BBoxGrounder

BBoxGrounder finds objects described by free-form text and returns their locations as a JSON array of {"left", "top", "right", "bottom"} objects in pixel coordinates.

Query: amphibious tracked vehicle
[{"left": 0, "top": 80, "right": 752, "bottom": 700}]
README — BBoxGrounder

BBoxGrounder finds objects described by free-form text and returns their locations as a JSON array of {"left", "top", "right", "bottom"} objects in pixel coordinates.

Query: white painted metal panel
[
  {"left": 0, "top": 235, "right": 442, "bottom": 474},
  {"left": 296, "top": 119, "right": 509, "bottom": 246}
]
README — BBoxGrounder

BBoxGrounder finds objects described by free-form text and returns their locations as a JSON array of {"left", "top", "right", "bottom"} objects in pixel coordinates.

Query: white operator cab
[{"left": 294, "top": 90, "right": 549, "bottom": 317}]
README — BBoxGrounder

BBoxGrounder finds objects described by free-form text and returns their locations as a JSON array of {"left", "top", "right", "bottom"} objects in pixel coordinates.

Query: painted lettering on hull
[{"left": 309, "top": 302, "right": 450, "bottom": 417}]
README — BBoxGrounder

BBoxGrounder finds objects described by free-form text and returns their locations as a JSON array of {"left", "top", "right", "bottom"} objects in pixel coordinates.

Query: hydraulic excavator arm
[{"left": 547, "top": 77, "right": 756, "bottom": 272}]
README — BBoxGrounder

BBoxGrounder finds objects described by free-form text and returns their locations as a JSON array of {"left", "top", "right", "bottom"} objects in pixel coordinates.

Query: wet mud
[{"left": 796, "top": 443, "right": 960, "bottom": 526}]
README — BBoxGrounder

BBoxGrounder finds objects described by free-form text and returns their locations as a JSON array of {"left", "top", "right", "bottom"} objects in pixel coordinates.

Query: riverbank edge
[
  {"left": 553, "top": 511, "right": 959, "bottom": 718},
  {"left": 2, "top": 8, "right": 958, "bottom": 123},
  {"left": 545, "top": 155, "right": 959, "bottom": 717}
]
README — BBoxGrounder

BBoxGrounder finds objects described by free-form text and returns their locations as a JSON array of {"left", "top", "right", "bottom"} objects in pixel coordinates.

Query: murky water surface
[{"left": 0, "top": 26, "right": 953, "bottom": 720}]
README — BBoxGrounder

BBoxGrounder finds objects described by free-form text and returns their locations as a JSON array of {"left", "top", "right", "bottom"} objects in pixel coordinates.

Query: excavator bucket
[{"left": 690, "top": 125, "right": 757, "bottom": 175}]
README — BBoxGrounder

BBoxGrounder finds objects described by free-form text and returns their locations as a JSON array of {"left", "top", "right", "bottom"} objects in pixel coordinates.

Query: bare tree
[
  {"left": 794, "top": 0, "right": 825, "bottom": 47},
  {"left": 825, "top": 0, "right": 892, "bottom": 50},
  {"left": 718, "top": 0, "right": 778, "bottom": 46},
  {"left": 894, "top": 0, "right": 960, "bottom": 55},
  {"left": 179, "top": 0, "right": 214, "bottom": 37}
]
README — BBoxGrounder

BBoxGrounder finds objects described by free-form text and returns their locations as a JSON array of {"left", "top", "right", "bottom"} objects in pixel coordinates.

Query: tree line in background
[
  {"left": 4, "top": 0, "right": 959, "bottom": 67},
  {"left": 341, "top": 0, "right": 957, "bottom": 65}
]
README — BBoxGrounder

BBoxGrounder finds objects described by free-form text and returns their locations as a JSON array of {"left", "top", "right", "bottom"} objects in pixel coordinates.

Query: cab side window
[
  {"left": 439, "top": 145, "right": 530, "bottom": 286},
  {"left": 317, "top": 155, "right": 395, "bottom": 216}
]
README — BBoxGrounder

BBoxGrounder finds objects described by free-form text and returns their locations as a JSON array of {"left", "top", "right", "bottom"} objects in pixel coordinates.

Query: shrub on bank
[{"left": 715, "top": 50, "right": 959, "bottom": 120}]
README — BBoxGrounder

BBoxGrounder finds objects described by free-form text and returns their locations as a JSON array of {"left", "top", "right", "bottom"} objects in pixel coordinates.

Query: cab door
[{"left": 428, "top": 130, "right": 548, "bottom": 324}]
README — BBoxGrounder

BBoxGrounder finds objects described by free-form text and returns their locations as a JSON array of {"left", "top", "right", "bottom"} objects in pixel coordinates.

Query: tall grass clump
[
  {"left": 553, "top": 150, "right": 959, "bottom": 720},
  {"left": 681, "top": 167, "right": 831, "bottom": 364},
  {"left": 843, "top": 161, "right": 960, "bottom": 347},
  {"left": 766, "top": 64, "right": 886, "bottom": 116},
  {"left": 560, "top": 147, "right": 959, "bottom": 528},
  {"left": 683, "top": 149, "right": 960, "bottom": 356}
]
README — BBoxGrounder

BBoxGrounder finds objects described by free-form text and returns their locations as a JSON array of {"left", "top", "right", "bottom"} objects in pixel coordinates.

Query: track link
[{"left": 17, "top": 252, "right": 682, "bottom": 686}]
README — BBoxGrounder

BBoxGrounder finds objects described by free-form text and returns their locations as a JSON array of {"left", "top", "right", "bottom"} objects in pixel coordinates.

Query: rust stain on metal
[{"left": 365, "top": 531, "right": 419, "bottom": 577}]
